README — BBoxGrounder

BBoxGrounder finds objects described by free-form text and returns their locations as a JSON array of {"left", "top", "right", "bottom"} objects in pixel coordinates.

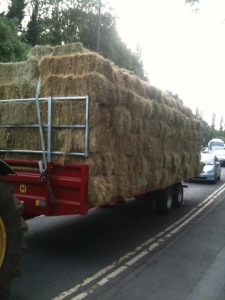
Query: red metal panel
[
  {"left": 2, "top": 159, "right": 91, "bottom": 217},
  {"left": 49, "top": 162, "right": 91, "bottom": 216}
]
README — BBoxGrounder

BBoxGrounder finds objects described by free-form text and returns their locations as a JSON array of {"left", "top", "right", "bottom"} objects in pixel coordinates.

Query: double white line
[{"left": 52, "top": 183, "right": 225, "bottom": 300}]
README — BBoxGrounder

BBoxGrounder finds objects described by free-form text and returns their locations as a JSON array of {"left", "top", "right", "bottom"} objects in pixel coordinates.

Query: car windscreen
[
  {"left": 212, "top": 146, "right": 224, "bottom": 151},
  {"left": 210, "top": 142, "right": 224, "bottom": 148},
  {"left": 200, "top": 156, "right": 214, "bottom": 165}
]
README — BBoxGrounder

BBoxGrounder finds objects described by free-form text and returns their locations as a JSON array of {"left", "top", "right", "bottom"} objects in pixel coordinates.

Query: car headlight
[{"left": 206, "top": 168, "right": 214, "bottom": 173}]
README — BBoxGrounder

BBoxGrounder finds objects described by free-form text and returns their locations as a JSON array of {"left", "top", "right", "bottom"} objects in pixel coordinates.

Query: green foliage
[
  {"left": 185, "top": 0, "right": 199, "bottom": 5},
  {"left": 194, "top": 108, "right": 225, "bottom": 146},
  {"left": 98, "top": 14, "right": 148, "bottom": 80},
  {"left": 26, "top": 0, "right": 148, "bottom": 80},
  {"left": 219, "top": 115, "right": 224, "bottom": 132},
  {"left": 0, "top": 16, "right": 30, "bottom": 62},
  {"left": 1, "top": 0, "right": 147, "bottom": 79},
  {"left": 184, "top": 0, "right": 199, "bottom": 13},
  {"left": 26, "top": 0, "right": 40, "bottom": 46},
  {"left": 211, "top": 112, "right": 216, "bottom": 130},
  {"left": 6, "top": 0, "right": 26, "bottom": 29}
]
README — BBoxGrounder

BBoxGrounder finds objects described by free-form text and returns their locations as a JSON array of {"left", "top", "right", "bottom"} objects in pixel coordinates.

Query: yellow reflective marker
[
  {"left": 35, "top": 200, "right": 46, "bottom": 207},
  {"left": 20, "top": 184, "right": 27, "bottom": 193}
]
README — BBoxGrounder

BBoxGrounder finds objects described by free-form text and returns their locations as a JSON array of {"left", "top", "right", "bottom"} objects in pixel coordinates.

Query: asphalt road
[{"left": 9, "top": 167, "right": 225, "bottom": 300}]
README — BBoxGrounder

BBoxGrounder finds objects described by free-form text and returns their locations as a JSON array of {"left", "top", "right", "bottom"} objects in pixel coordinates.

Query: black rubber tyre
[
  {"left": 0, "top": 179, "right": 28, "bottom": 298},
  {"left": 172, "top": 182, "right": 183, "bottom": 208},
  {"left": 156, "top": 188, "right": 173, "bottom": 215}
]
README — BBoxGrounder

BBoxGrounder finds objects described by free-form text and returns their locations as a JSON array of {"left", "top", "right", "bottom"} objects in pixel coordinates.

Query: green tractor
[{"left": 0, "top": 160, "right": 27, "bottom": 298}]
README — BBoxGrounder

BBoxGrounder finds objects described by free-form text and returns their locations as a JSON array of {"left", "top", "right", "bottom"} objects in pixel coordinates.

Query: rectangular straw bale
[
  {"left": 0, "top": 101, "right": 47, "bottom": 125},
  {"left": 52, "top": 127, "right": 116, "bottom": 155},
  {"left": 110, "top": 175, "right": 131, "bottom": 199},
  {"left": 52, "top": 43, "right": 86, "bottom": 56},
  {"left": 113, "top": 133, "right": 143, "bottom": 156},
  {"left": 29, "top": 45, "right": 54, "bottom": 60},
  {"left": 142, "top": 137, "right": 164, "bottom": 158},
  {"left": 161, "top": 92, "right": 194, "bottom": 119},
  {"left": 125, "top": 91, "right": 147, "bottom": 118},
  {"left": 0, "top": 84, "right": 19, "bottom": 100},
  {"left": 142, "top": 120, "right": 162, "bottom": 138},
  {"left": 0, "top": 60, "right": 39, "bottom": 86},
  {"left": 39, "top": 53, "right": 118, "bottom": 83},
  {"left": 146, "top": 85, "right": 159, "bottom": 100},
  {"left": 53, "top": 101, "right": 111, "bottom": 128},
  {"left": 170, "top": 108, "right": 185, "bottom": 126},
  {"left": 160, "top": 105, "right": 185, "bottom": 126},
  {"left": 90, "top": 127, "right": 115, "bottom": 153},
  {"left": 163, "top": 138, "right": 183, "bottom": 153},
  {"left": 111, "top": 106, "right": 132, "bottom": 134},
  {"left": 0, "top": 126, "right": 114, "bottom": 160},
  {"left": 0, "top": 81, "right": 37, "bottom": 100},
  {"left": 88, "top": 175, "right": 113, "bottom": 205},
  {"left": 40, "top": 73, "right": 117, "bottom": 107},
  {"left": 0, "top": 128, "right": 46, "bottom": 151},
  {"left": 129, "top": 116, "right": 143, "bottom": 135},
  {"left": 29, "top": 43, "right": 86, "bottom": 61},
  {"left": 122, "top": 73, "right": 146, "bottom": 97},
  {"left": 0, "top": 128, "right": 10, "bottom": 149},
  {"left": 38, "top": 52, "right": 152, "bottom": 98}
]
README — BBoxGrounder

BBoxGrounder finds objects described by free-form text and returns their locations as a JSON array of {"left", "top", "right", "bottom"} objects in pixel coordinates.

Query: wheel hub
[
  {"left": 0, "top": 216, "right": 6, "bottom": 268},
  {"left": 167, "top": 195, "right": 172, "bottom": 208}
]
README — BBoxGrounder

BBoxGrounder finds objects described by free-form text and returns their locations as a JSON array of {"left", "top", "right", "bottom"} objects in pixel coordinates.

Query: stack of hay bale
[{"left": 0, "top": 43, "right": 203, "bottom": 205}]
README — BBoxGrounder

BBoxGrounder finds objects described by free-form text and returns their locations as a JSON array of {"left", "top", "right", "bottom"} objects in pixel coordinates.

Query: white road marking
[
  {"left": 141, "top": 237, "right": 156, "bottom": 247},
  {"left": 98, "top": 278, "right": 108, "bottom": 286},
  {"left": 107, "top": 266, "right": 127, "bottom": 278},
  {"left": 71, "top": 292, "right": 87, "bottom": 300},
  {"left": 148, "top": 242, "right": 159, "bottom": 251},
  {"left": 52, "top": 184, "right": 225, "bottom": 300},
  {"left": 126, "top": 251, "right": 149, "bottom": 266}
]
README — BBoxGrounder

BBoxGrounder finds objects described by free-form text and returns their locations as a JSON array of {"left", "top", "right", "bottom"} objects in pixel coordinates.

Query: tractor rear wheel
[{"left": 0, "top": 179, "right": 28, "bottom": 298}]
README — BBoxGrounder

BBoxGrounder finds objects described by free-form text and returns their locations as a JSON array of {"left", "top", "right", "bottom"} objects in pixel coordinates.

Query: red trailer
[
  {"left": 2, "top": 160, "right": 91, "bottom": 219},
  {"left": 1, "top": 96, "right": 184, "bottom": 220},
  {"left": 2, "top": 157, "right": 184, "bottom": 220},
  {"left": 0, "top": 95, "right": 186, "bottom": 296}
]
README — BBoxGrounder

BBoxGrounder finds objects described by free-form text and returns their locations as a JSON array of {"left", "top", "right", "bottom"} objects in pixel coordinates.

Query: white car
[
  {"left": 212, "top": 148, "right": 225, "bottom": 166},
  {"left": 208, "top": 138, "right": 224, "bottom": 150},
  {"left": 191, "top": 153, "right": 221, "bottom": 183}
]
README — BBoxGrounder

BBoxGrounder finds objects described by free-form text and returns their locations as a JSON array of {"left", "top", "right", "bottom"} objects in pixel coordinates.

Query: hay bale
[
  {"left": 0, "top": 43, "right": 203, "bottom": 206},
  {"left": 41, "top": 73, "right": 117, "bottom": 106},
  {"left": 0, "top": 60, "right": 39, "bottom": 86},
  {"left": 38, "top": 52, "right": 154, "bottom": 98},
  {"left": 29, "top": 43, "right": 87, "bottom": 60}
]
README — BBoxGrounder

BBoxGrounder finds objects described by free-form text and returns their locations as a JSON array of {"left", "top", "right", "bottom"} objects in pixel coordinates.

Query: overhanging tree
[
  {"left": 0, "top": 16, "right": 30, "bottom": 62},
  {"left": 6, "top": 0, "right": 27, "bottom": 30},
  {"left": 26, "top": 0, "right": 40, "bottom": 46},
  {"left": 28, "top": 0, "right": 148, "bottom": 80}
]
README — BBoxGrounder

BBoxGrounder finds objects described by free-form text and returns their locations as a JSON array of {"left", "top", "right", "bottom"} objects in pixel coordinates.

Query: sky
[
  {"left": 1, "top": 0, "right": 225, "bottom": 128},
  {"left": 110, "top": 0, "right": 225, "bottom": 128}
]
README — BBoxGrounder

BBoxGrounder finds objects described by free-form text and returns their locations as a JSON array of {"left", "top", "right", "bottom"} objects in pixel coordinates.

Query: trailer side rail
[{"left": 0, "top": 96, "right": 90, "bottom": 162}]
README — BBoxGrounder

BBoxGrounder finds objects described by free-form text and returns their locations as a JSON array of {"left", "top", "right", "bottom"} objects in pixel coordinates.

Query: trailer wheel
[
  {"left": 156, "top": 188, "right": 173, "bottom": 215},
  {"left": 0, "top": 180, "right": 28, "bottom": 298},
  {"left": 172, "top": 182, "right": 183, "bottom": 208}
]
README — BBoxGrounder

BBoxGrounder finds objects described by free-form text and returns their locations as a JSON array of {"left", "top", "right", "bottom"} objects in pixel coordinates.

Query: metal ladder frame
[{"left": 0, "top": 96, "right": 90, "bottom": 162}]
